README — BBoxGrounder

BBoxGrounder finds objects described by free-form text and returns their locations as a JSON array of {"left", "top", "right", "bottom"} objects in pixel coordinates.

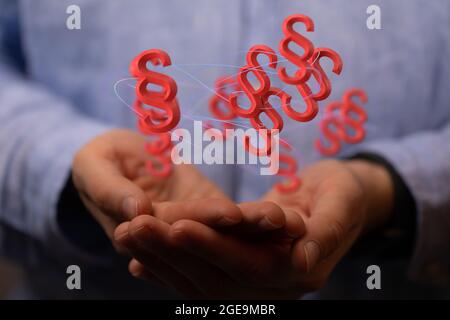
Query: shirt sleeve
[
  {"left": 355, "top": 123, "right": 450, "bottom": 285},
  {"left": 0, "top": 2, "right": 114, "bottom": 266},
  {"left": 350, "top": 10, "right": 450, "bottom": 285}
]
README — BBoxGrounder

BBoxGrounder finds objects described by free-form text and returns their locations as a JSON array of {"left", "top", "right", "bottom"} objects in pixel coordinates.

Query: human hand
[
  {"left": 114, "top": 199, "right": 306, "bottom": 298},
  {"left": 71, "top": 129, "right": 228, "bottom": 242},
  {"left": 259, "top": 159, "right": 394, "bottom": 290},
  {"left": 115, "top": 159, "right": 394, "bottom": 298}
]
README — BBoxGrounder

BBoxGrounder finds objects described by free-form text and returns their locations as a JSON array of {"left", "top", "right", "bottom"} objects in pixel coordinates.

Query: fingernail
[
  {"left": 259, "top": 216, "right": 283, "bottom": 230},
  {"left": 114, "top": 233, "right": 128, "bottom": 244},
  {"left": 122, "top": 197, "right": 138, "bottom": 219},
  {"left": 133, "top": 225, "right": 150, "bottom": 241},
  {"left": 287, "top": 229, "right": 302, "bottom": 239},
  {"left": 115, "top": 229, "right": 128, "bottom": 241},
  {"left": 304, "top": 241, "right": 321, "bottom": 272},
  {"left": 218, "top": 216, "right": 240, "bottom": 226}
]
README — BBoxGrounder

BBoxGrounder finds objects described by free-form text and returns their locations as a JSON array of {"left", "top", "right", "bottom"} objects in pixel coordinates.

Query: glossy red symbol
[
  {"left": 209, "top": 76, "right": 239, "bottom": 120},
  {"left": 244, "top": 87, "right": 285, "bottom": 156},
  {"left": 315, "top": 103, "right": 345, "bottom": 156},
  {"left": 130, "top": 49, "right": 180, "bottom": 133},
  {"left": 230, "top": 45, "right": 278, "bottom": 118},
  {"left": 278, "top": 14, "right": 315, "bottom": 85},
  {"left": 275, "top": 140, "right": 301, "bottom": 193},
  {"left": 280, "top": 47, "right": 343, "bottom": 123},
  {"left": 308, "top": 48, "right": 343, "bottom": 101},
  {"left": 315, "top": 89, "right": 368, "bottom": 156},
  {"left": 340, "top": 88, "right": 368, "bottom": 143},
  {"left": 280, "top": 70, "right": 319, "bottom": 122},
  {"left": 144, "top": 132, "right": 173, "bottom": 178},
  {"left": 205, "top": 76, "right": 240, "bottom": 140},
  {"left": 130, "top": 49, "right": 180, "bottom": 178},
  {"left": 133, "top": 100, "right": 175, "bottom": 178}
]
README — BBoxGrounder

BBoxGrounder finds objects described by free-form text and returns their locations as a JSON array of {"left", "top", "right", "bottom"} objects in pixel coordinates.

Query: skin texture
[
  {"left": 73, "top": 129, "right": 394, "bottom": 298},
  {"left": 115, "top": 159, "right": 394, "bottom": 298},
  {"left": 72, "top": 129, "right": 229, "bottom": 240},
  {"left": 72, "top": 129, "right": 304, "bottom": 253}
]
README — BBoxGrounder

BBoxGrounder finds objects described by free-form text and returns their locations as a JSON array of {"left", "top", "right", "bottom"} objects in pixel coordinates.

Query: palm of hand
[
  {"left": 131, "top": 163, "right": 228, "bottom": 203},
  {"left": 261, "top": 160, "right": 367, "bottom": 291}
]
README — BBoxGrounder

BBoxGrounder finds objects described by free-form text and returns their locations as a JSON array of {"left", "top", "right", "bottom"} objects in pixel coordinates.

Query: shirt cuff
[
  {"left": 346, "top": 152, "right": 417, "bottom": 259},
  {"left": 56, "top": 174, "right": 117, "bottom": 258},
  {"left": 28, "top": 116, "right": 118, "bottom": 266}
]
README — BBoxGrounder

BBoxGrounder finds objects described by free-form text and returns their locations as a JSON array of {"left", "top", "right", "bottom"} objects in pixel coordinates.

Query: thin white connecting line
[
  {"left": 114, "top": 49, "right": 322, "bottom": 116},
  {"left": 113, "top": 81, "right": 292, "bottom": 176},
  {"left": 170, "top": 50, "right": 322, "bottom": 118},
  {"left": 172, "top": 48, "right": 309, "bottom": 102},
  {"left": 171, "top": 60, "right": 284, "bottom": 103},
  {"left": 113, "top": 77, "right": 144, "bottom": 118},
  {"left": 114, "top": 75, "right": 251, "bottom": 129},
  {"left": 113, "top": 50, "right": 328, "bottom": 161}
]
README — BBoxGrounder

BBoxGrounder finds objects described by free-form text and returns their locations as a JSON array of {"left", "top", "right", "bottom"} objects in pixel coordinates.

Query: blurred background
[{"left": 0, "top": 259, "right": 22, "bottom": 298}]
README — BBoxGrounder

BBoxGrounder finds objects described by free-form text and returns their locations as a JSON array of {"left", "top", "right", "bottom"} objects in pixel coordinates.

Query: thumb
[
  {"left": 291, "top": 196, "right": 362, "bottom": 273},
  {"left": 73, "top": 152, "right": 153, "bottom": 222}
]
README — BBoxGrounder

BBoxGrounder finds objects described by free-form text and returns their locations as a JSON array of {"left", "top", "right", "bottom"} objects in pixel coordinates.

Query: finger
[
  {"left": 128, "top": 259, "right": 169, "bottom": 289},
  {"left": 152, "top": 198, "right": 242, "bottom": 227},
  {"left": 283, "top": 209, "right": 306, "bottom": 238},
  {"left": 112, "top": 221, "right": 132, "bottom": 255},
  {"left": 131, "top": 253, "right": 202, "bottom": 298},
  {"left": 237, "top": 201, "right": 286, "bottom": 231},
  {"left": 73, "top": 153, "right": 153, "bottom": 221},
  {"left": 126, "top": 215, "right": 239, "bottom": 298},
  {"left": 129, "top": 258, "right": 294, "bottom": 299},
  {"left": 118, "top": 219, "right": 295, "bottom": 299},
  {"left": 224, "top": 202, "right": 305, "bottom": 240},
  {"left": 291, "top": 192, "right": 362, "bottom": 273},
  {"left": 115, "top": 220, "right": 203, "bottom": 298},
  {"left": 169, "top": 219, "right": 274, "bottom": 284}
]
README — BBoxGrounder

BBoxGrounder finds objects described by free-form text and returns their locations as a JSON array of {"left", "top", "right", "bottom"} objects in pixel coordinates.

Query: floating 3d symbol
[{"left": 130, "top": 49, "right": 180, "bottom": 177}]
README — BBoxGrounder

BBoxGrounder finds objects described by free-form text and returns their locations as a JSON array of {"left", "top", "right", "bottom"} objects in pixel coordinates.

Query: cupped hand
[
  {"left": 114, "top": 199, "right": 306, "bottom": 298},
  {"left": 72, "top": 129, "right": 229, "bottom": 241},
  {"left": 116, "top": 159, "right": 394, "bottom": 298},
  {"left": 260, "top": 159, "right": 394, "bottom": 290}
]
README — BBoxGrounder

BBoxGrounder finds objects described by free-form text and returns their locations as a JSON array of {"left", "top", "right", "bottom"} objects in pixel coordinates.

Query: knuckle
[
  {"left": 259, "top": 201, "right": 284, "bottom": 221},
  {"left": 261, "top": 201, "right": 283, "bottom": 214},
  {"left": 113, "top": 223, "right": 129, "bottom": 241},
  {"left": 169, "top": 220, "right": 192, "bottom": 244},
  {"left": 211, "top": 199, "right": 241, "bottom": 222},
  {"left": 129, "top": 215, "right": 151, "bottom": 231}
]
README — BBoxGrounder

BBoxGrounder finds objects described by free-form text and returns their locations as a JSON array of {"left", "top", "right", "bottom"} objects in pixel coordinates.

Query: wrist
[{"left": 344, "top": 159, "right": 395, "bottom": 234}]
